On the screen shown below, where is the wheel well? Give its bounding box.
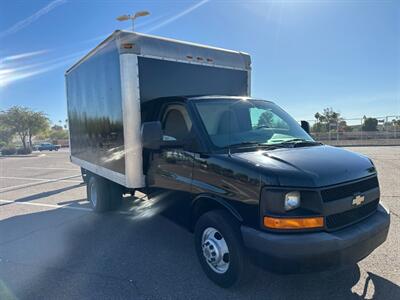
[191,196,242,231]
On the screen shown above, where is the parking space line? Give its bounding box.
[0,176,81,183]
[0,199,92,212]
[0,175,82,192]
[0,198,160,218]
[21,167,79,171]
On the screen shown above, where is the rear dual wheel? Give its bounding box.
[86,174,124,212]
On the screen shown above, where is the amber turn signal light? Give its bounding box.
[264,216,324,229]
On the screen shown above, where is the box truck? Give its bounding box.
[66,30,390,287]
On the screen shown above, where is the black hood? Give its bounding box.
[231,145,376,187]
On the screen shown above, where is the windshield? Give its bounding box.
[194,98,314,149]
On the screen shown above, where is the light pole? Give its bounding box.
[116,11,150,32]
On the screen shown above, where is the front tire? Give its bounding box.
[194,210,250,288]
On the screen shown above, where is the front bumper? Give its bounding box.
[241,204,390,273]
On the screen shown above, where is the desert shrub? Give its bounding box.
[16,147,32,155]
[1,146,17,155]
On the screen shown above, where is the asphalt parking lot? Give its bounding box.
[0,147,399,299]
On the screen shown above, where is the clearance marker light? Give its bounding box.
[122,43,133,49]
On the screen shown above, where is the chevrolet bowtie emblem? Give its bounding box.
[352,194,365,206]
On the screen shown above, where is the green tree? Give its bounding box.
[258,111,287,128]
[46,123,69,140]
[392,119,400,127]
[49,129,69,140]
[312,108,342,132]
[0,106,50,150]
[258,111,274,127]
[27,111,50,148]
[338,120,353,132]
[0,124,14,147]
[362,117,378,131]
[51,124,63,131]
[0,106,30,150]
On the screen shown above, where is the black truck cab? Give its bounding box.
[139,95,390,287]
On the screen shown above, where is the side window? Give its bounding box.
[162,106,192,141]
[250,107,289,129]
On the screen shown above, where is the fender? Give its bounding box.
[191,193,244,223]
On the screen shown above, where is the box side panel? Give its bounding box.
[137,57,249,103]
[66,41,125,176]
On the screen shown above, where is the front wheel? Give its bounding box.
[194,210,250,288]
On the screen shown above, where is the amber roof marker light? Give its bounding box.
[117,11,150,32]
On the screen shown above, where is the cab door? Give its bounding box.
[146,103,194,193]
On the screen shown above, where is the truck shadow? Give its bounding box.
[0,184,84,208]
[0,177,83,194]
[0,198,398,299]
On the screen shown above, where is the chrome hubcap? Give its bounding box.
[201,227,230,274]
[90,181,97,207]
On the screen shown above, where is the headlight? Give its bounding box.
[284,191,300,211]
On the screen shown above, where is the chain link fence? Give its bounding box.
[303,116,400,146]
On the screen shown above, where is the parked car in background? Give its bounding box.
[37,143,61,151]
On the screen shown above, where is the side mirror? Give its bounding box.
[301,120,310,134]
[141,121,162,150]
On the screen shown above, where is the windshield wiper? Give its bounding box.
[276,138,322,147]
[225,139,321,150]
[227,141,276,149]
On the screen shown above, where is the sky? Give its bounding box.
[0,0,399,125]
